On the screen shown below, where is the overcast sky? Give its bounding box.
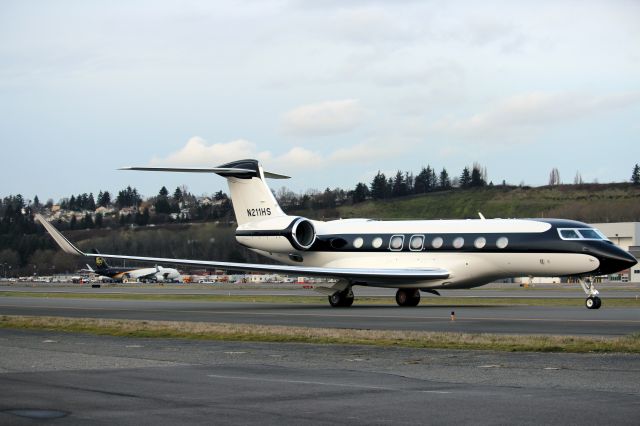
[1,0,639,202]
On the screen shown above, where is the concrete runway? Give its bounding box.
[1,328,638,425]
[3,282,640,298]
[1,296,639,336]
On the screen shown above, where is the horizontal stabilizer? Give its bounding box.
[119,166,290,179]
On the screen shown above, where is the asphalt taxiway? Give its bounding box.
[1,296,639,336]
[1,328,638,425]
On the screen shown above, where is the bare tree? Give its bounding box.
[548,168,561,186]
[573,171,583,185]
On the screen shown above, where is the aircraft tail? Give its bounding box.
[94,256,110,270]
[120,159,290,226]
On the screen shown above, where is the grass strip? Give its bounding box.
[1,315,639,353]
[1,291,639,307]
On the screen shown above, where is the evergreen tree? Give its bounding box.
[414,167,430,194]
[632,164,640,185]
[155,186,171,214]
[69,215,77,230]
[116,186,141,208]
[391,171,408,197]
[470,165,486,187]
[97,190,111,207]
[459,167,471,188]
[370,171,388,200]
[352,183,369,203]
[88,193,96,210]
[439,168,451,189]
[173,186,183,203]
[82,212,94,229]
[94,212,103,228]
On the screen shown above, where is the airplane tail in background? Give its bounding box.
[120,159,290,226]
[94,256,110,270]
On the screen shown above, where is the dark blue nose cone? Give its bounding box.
[595,245,637,275]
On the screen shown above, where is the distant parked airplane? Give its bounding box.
[84,256,180,283]
[36,159,637,308]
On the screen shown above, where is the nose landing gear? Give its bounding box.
[578,278,601,310]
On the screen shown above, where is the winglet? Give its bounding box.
[35,214,85,256]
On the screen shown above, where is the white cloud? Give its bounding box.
[148,137,271,166]
[282,99,363,137]
[147,136,405,178]
[432,91,640,140]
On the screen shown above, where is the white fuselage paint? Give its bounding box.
[126,266,181,282]
[237,217,600,289]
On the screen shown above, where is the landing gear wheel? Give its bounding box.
[328,289,354,307]
[396,289,421,307]
[586,296,601,310]
[585,297,595,309]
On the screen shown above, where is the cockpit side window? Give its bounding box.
[559,229,580,239]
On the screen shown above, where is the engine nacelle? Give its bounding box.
[290,217,316,250]
[235,216,317,253]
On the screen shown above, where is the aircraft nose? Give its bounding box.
[596,245,637,275]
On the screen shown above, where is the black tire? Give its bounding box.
[594,296,602,309]
[408,291,421,306]
[396,289,408,306]
[329,290,354,307]
[585,297,595,309]
[329,293,342,307]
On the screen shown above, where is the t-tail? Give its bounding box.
[120,159,290,225]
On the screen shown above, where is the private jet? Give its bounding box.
[36,159,637,309]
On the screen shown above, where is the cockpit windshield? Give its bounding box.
[558,228,608,241]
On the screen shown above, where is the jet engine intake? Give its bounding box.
[291,217,316,250]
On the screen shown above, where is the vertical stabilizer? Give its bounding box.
[217,160,287,225]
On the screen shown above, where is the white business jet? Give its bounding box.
[36,160,636,309]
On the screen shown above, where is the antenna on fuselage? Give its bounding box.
[478,212,486,220]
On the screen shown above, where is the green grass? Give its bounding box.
[292,184,640,222]
[2,315,639,353]
[2,291,640,307]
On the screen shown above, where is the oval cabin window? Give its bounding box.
[431,237,443,249]
[496,237,509,249]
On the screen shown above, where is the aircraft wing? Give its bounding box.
[35,214,449,284]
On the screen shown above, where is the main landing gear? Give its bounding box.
[578,277,602,310]
[395,289,421,307]
[328,288,354,307]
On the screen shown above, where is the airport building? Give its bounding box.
[590,222,640,282]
